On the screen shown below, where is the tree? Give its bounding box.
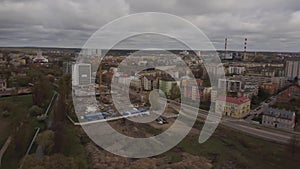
[14,75,31,87]
[21,154,43,169]
[29,105,43,116]
[13,124,31,158]
[22,154,84,169]
[258,88,270,100]
[32,75,52,107]
[36,130,55,155]
[44,154,77,169]
[149,90,160,110]
[170,84,181,100]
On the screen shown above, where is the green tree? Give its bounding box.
[44,154,77,169]
[22,154,84,169]
[258,88,270,100]
[29,105,43,116]
[32,75,52,107]
[21,154,43,169]
[170,84,181,100]
[149,90,160,110]
[36,130,55,155]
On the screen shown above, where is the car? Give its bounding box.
[161,117,168,124]
[157,120,164,125]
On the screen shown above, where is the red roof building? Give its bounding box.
[217,96,250,105]
[216,96,251,118]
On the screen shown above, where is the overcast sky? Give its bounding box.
[0,0,300,52]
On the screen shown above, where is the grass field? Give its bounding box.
[1,95,299,169]
[175,121,300,169]
[0,95,33,147]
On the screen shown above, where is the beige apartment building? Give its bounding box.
[215,96,251,118]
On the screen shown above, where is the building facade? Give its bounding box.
[285,57,300,80]
[277,85,300,103]
[228,66,246,75]
[181,79,206,101]
[218,79,243,94]
[0,79,7,91]
[159,80,180,97]
[262,108,296,130]
[260,82,279,95]
[142,76,158,91]
[215,96,251,118]
[72,63,92,86]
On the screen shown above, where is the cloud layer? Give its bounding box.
[0,0,300,52]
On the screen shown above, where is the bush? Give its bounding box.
[2,110,11,117]
[29,105,43,116]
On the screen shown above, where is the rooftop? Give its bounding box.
[217,96,250,104]
[263,108,295,120]
[286,57,300,61]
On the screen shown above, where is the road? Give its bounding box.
[247,92,282,121]
[168,100,297,144]
[71,87,298,144]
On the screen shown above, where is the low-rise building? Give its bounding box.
[261,82,279,95]
[210,88,218,103]
[271,77,286,89]
[228,66,246,75]
[262,108,296,130]
[215,96,251,118]
[142,76,158,91]
[201,87,212,102]
[0,79,7,91]
[118,74,133,86]
[242,83,259,97]
[182,79,204,101]
[277,85,300,103]
[218,79,243,94]
[159,80,180,97]
[130,77,142,92]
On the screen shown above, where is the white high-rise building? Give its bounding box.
[72,63,92,86]
[285,58,300,80]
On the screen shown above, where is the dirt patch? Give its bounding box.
[86,143,213,169]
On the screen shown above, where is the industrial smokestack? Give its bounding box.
[225,37,228,52]
[243,38,247,60]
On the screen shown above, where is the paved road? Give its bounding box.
[169,101,297,144]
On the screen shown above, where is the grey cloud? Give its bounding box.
[0,0,300,51]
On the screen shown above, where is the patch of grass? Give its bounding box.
[0,95,33,146]
[140,124,163,135]
[0,95,46,169]
[176,123,300,169]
